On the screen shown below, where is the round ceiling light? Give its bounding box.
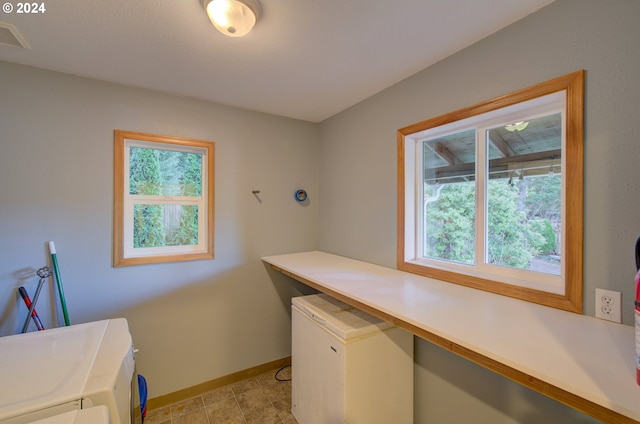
[201,0,261,37]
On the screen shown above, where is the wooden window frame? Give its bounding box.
[397,71,584,312]
[113,130,215,267]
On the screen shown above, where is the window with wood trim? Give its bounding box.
[113,130,215,267]
[397,71,584,312]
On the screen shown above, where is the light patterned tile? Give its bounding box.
[235,387,271,414]
[260,380,291,403]
[206,398,245,424]
[231,378,261,395]
[171,396,205,417]
[273,398,294,423]
[256,370,276,386]
[172,408,209,424]
[146,365,295,424]
[203,385,235,406]
[243,404,282,424]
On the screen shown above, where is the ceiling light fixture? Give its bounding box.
[504,121,529,132]
[201,0,261,37]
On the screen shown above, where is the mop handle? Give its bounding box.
[49,241,70,326]
[19,287,45,332]
[21,277,46,333]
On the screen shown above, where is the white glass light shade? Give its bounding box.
[504,121,529,132]
[202,0,261,37]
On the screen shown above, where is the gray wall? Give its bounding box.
[0,62,319,397]
[319,0,639,422]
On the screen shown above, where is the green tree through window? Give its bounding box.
[129,147,202,248]
[398,71,584,312]
[114,130,214,267]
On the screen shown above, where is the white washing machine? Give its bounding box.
[0,319,139,424]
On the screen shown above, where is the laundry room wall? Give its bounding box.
[318,0,640,422]
[0,60,319,398]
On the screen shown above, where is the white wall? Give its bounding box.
[0,62,319,397]
[318,0,640,422]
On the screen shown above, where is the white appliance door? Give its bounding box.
[292,303,345,424]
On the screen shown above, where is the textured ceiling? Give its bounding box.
[0,0,555,122]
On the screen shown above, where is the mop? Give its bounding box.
[48,241,70,326]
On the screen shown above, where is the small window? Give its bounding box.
[398,71,584,312]
[113,130,215,267]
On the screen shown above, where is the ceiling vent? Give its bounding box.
[0,22,30,48]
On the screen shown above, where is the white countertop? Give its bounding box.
[262,251,640,423]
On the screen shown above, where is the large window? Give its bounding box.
[398,71,584,312]
[113,130,215,267]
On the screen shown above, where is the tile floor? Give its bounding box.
[143,366,297,424]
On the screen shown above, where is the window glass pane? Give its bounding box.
[129,147,202,196]
[485,113,561,275]
[423,129,476,264]
[133,204,199,248]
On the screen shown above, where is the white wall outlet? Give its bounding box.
[595,288,621,323]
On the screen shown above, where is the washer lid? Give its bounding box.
[28,406,110,424]
[0,319,131,421]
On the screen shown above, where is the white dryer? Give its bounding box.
[0,319,139,424]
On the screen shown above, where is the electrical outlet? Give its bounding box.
[595,288,621,323]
